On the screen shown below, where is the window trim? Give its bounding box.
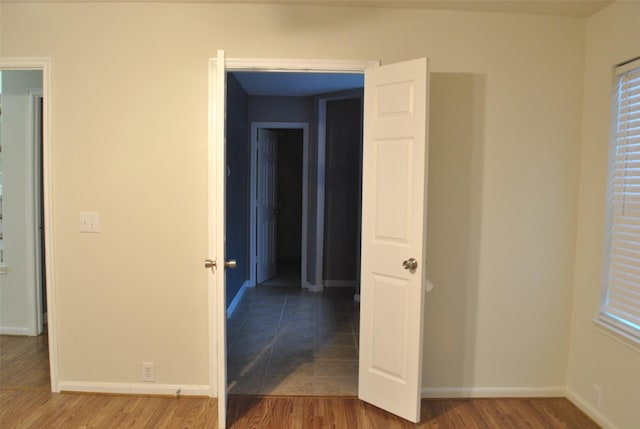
[599,56,640,346]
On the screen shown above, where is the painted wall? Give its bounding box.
[0,70,42,335]
[323,97,361,283]
[275,129,303,265]
[1,2,584,398]
[225,73,249,308]
[567,2,640,429]
[248,96,314,124]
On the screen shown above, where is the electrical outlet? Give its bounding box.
[593,384,602,409]
[142,362,155,382]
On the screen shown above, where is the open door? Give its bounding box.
[208,50,228,429]
[358,57,429,423]
[256,128,278,283]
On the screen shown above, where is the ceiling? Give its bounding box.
[232,72,364,96]
[10,0,615,18]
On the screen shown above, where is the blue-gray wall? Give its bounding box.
[323,97,362,281]
[225,74,249,307]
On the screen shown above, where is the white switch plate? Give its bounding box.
[79,212,100,233]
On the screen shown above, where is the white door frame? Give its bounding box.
[250,122,309,288]
[0,57,59,392]
[208,56,378,428]
[27,88,45,336]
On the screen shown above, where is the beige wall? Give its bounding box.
[1,1,584,398]
[567,2,640,429]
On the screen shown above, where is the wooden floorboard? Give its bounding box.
[0,389,600,428]
[227,396,601,429]
[0,389,218,428]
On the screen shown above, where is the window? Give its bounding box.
[601,57,640,342]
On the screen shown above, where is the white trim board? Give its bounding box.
[59,381,210,397]
[421,386,566,398]
[225,58,379,73]
[0,326,32,336]
[0,57,58,392]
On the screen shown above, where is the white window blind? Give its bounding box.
[602,57,640,341]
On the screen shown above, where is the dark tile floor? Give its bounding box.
[226,284,360,396]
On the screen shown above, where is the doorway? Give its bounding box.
[0,63,56,392]
[251,123,308,289]
[224,74,364,397]
[210,54,430,428]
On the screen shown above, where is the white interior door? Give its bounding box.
[257,128,278,283]
[209,50,228,429]
[358,57,430,423]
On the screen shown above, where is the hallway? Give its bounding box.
[226,286,359,396]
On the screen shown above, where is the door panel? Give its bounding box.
[210,50,228,429]
[359,57,429,423]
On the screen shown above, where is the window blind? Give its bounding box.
[602,57,640,340]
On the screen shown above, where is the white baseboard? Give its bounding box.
[566,388,619,429]
[59,381,211,397]
[421,386,566,398]
[227,280,249,318]
[324,280,357,288]
[0,326,31,335]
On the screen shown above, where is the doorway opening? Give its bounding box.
[211,54,430,427]
[253,126,304,288]
[0,67,52,392]
[224,71,364,397]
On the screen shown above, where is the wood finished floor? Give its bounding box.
[0,333,50,391]
[0,391,601,428]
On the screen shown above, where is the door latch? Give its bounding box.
[204,259,217,274]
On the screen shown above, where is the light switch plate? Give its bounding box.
[80,212,100,233]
